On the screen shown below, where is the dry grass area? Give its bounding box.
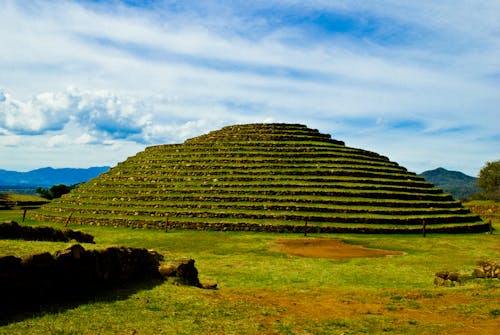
[214,287,498,335]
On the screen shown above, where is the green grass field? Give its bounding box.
[0,202,499,334]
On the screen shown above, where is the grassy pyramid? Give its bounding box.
[33,123,487,233]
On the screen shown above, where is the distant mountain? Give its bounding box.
[0,166,110,188]
[419,167,479,200]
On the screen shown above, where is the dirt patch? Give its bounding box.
[272,238,404,259]
[212,288,500,335]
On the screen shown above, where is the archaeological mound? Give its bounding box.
[33,123,487,233]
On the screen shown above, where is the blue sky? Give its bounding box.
[1,0,499,176]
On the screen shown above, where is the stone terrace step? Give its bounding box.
[96,175,432,188]
[66,186,453,201]
[33,123,486,233]
[35,208,479,225]
[54,193,462,208]
[46,199,470,216]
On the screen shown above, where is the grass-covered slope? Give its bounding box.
[32,123,486,233]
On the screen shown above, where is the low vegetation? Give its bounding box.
[477,160,500,199]
[0,204,498,334]
[35,184,79,200]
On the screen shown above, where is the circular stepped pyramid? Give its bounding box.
[33,123,488,233]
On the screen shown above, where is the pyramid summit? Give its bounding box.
[33,123,487,233]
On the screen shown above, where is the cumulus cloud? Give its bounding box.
[0,86,274,146]
[46,132,102,147]
[0,88,153,141]
[0,89,72,134]
[73,89,152,140]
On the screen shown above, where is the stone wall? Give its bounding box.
[0,244,162,317]
[31,213,490,234]
[163,221,491,234]
[0,221,94,243]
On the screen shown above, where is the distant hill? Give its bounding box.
[419,167,479,199]
[0,166,110,189]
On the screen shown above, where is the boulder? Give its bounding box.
[159,259,202,287]
[472,268,486,278]
[473,260,499,279]
[447,272,460,282]
[435,271,449,280]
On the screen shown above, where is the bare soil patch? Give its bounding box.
[273,238,404,259]
[213,288,500,335]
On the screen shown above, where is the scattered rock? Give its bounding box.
[472,268,486,278]
[472,260,499,279]
[159,259,202,288]
[435,260,499,286]
[158,263,177,277]
[434,271,462,286]
[447,272,460,282]
[201,280,218,290]
[435,271,450,280]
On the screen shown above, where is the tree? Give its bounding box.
[478,160,500,197]
[36,184,76,200]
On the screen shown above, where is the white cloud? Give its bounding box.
[0,88,153,141]
[73,89,152,140]
[0,89,71,134]
[46,132,100,147]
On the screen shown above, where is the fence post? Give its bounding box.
[22,208,28,223]
[304,221,308,237]
[489,220,493,235]
[64,212,73,227]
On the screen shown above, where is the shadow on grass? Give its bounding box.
[0,277,165,326]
